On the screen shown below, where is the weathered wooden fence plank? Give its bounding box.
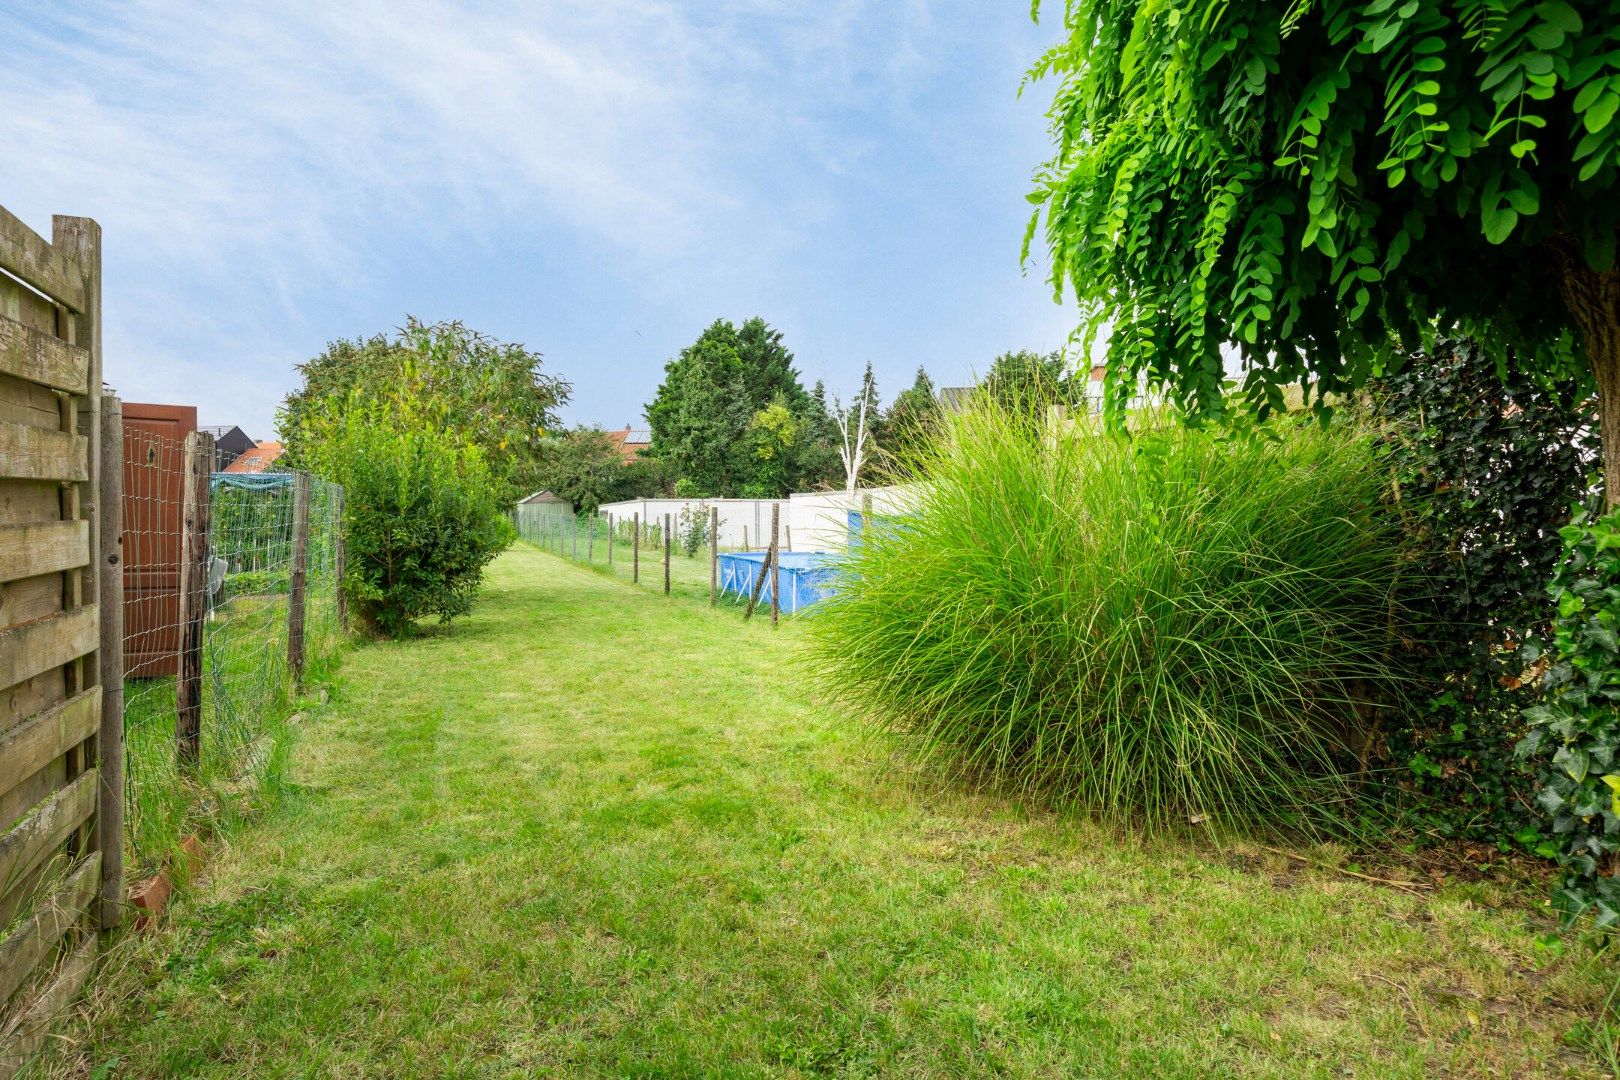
[0,521,88,584]
[0,852,98,1007]
[0,690,98,799]
[0,608,96,692]
[0,207,86,314]
[0,316,88,396]
[0,422,85,482]
[0,932,96,1079]
[0,209,106,1065]
[175,430,211,767]
[95,395,122,928]
[0,772,96,892]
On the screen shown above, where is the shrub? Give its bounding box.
[1520,509,1620,927]
[298,396,513,637]
[806,394,1415,832]
[1365,341,1600,844]
[678,502,710,556]
[224,567,288,599]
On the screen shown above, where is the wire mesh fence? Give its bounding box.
[512,502,812,615]
[120,427,343,871]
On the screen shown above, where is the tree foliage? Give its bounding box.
[282,317,569,497]
[1368,339,1599,840]
[530,427,644,514]
[646,317,842,496]
[297,394,513,638]
[1025,0,1619,472]
[983,349,1075,412]
[882,366,942,465]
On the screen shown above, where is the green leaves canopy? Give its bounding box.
[282,318,569,498]
[646,317,839,496]
[1025,0,1619,420]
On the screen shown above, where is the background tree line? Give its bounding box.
[532,315,1076,510]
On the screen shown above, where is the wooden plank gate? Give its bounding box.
[0,205,119,1075]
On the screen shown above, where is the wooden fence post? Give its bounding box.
[334,485,347,632]
[587,514,595,564]
[96,394,124,929]
[770,503,781,627]
[709,507,718,607]
[288,470,310,689]
[744,548,772,620]
[608,513,614,565]
[176,430,213,768]
[663,513,672,595]
[633,512,640,584]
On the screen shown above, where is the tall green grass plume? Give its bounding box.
[806,389,1417,834]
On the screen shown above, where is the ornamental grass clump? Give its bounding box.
[806,394,1414,832]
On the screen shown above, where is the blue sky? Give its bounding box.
[0,2,1076,439]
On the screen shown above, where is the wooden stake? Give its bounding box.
[744,548,771,620]
[95,394,123,929]
[633,511,640,583]
[176,430,213,768]
[663,513,671,595]
[288,470,310,688]
[709,506,718,607]
[587,514,595,564]
[334,485,347,632]
[770,502,781,627]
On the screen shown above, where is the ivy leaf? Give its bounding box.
[1602,775,1620,816]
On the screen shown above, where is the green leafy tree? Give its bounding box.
[1025,0,1620,496]
[282,318,569,497]
[795,381,847,491]
[883,366,941,464]
[982,350,1072,412]
[646,317,817,496]
[532,427,637,514]
[746,397,800,497]
[297,394,512,638]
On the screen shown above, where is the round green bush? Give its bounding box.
[806,396,1416,832]
[298,395,514,638]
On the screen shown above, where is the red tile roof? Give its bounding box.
[222,440,285,474]
[606,426,651,463]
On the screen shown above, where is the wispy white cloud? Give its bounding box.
[0,1,1066,434]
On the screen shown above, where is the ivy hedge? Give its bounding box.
[1368,340,1599,846]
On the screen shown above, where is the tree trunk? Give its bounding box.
[1556,250,1620,508]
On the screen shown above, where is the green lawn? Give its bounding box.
[49,544,1613,1077]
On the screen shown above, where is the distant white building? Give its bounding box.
[594,486,915,553]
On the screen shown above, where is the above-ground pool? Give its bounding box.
[716,551,840,613]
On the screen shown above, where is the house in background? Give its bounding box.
[606,426,651,463]
[222,440,285,474]
[201,424,256,469]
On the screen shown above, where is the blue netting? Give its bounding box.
[210,472,292,491]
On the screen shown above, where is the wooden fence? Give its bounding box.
[0,205,119,1074]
